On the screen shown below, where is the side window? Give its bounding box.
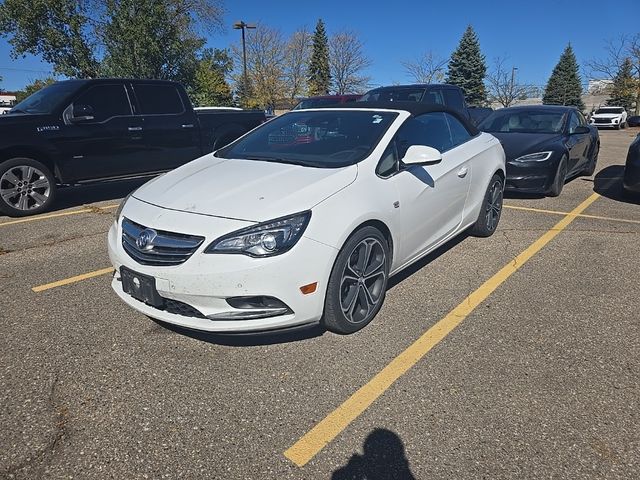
[576,111,587,125]
[444,113,472,148]
[568,113,580,134]
[422,90,444,105]
[414,112,453,152]
[73,84,132,122]
[442,89,465,111]
[376,142,398,177]
[133,84,184,115]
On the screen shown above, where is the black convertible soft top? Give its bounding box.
[313,101,479,136]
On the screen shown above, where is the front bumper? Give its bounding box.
[505,160,555,193]
[108,200,338,333]
[623,163,640,194]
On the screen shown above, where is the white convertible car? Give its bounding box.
[108,103,505,334]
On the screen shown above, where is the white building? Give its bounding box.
[587,79,613,95]
[0,93,17,106]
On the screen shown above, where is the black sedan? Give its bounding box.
[479,105,599,196]
[623,133,640,196]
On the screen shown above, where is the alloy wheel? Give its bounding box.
[339,238,387,324]
[485,180,503,232]
[0,165,51,211]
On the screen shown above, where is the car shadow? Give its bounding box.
[150,318,326,347]
[590,165,640,205]
[332,428,416,479]
[51,176,155,212]
[503,190,546,200]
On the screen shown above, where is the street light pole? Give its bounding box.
[233,21,256,103]
[511,66,518,90]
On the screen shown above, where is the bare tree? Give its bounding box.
[232,24,287,109]
[329,31,372,94]
[486,57,533,108]
[401,51,447,84]
[284,28,311,103]
[585,34,640,114]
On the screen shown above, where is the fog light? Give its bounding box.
[226,296,289,310]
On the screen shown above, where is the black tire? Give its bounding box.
[0,158,57,217]
[469,173,504,238]
[582,143,599,176]
[322,226,390,334]
[547,155,567,197]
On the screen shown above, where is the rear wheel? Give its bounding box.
[547,155,567,197]
[0,158,57,217]
[469,173,504,237]
[322,227,390,334]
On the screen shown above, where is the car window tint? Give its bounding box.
[442,89,464,110]
[568,112,580,134]
[133,84,184,115]
[423,90,445,105]
[444,113,472,148]
[576,111,587,125]
[376,142,398,177]
[73,84,131,122]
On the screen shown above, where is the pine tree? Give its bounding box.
[543,44,585,110]
[308,19,330,95]
[607,57,636,112]
[446,25,487,106]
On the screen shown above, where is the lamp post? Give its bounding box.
[511,66,518,90]
[233,21,256,103]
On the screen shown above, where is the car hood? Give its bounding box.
[132,154,358,222]
[488,132,563,161]
[592,113,623,119]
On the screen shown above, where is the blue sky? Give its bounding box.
[0,0,637,91]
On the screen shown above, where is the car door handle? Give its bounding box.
[128,126,143,132]
[457,167,468,178]
[181,124,194,129]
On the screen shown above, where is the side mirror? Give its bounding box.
[572,125,590,135]
[402,145,442,166]
[70,104,95,123]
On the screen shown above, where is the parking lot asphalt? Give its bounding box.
[1,129,638,479]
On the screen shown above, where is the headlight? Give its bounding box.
[205,211,311,257]
[115,192,133,220]
[513,151,553,162]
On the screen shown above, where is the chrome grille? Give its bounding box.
[122,217,205,266]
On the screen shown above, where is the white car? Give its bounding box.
[108,104,506,334]
[590,106,628,129]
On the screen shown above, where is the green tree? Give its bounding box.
[607,57,637,112]
[14,77,57,103]
[446,25,487,106]
[0,0,99,77]
[189,48,233,107]
[308,19,330,95]
[543,44,585,110]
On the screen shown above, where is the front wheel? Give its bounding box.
[469,173,504,237]
[0,158,57,217]
[322,227,390,334]
[547,155,567,197]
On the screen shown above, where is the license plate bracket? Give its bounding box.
[120,267,164,308]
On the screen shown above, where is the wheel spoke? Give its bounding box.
[3,170,20,185]
[17,194,30,210]
[357,285,370,317]
[1,187,18,201]
[22,166,34,183]
[29,191,48,206]
[31,177,50,189]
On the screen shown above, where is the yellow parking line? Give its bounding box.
[284,192,602,467]
[32,267,114,293]
[0,204,119,227]
[504,204,640,225]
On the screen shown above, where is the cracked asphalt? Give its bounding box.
[1,129,639,479]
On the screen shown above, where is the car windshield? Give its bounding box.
[595,107,624,114]
[216,110,398,168]
[293,98,341,110]
[360,88,426,103]
[479,110,566,134]
[10,82,80,114]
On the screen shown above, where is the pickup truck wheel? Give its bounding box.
[0,158,57,217]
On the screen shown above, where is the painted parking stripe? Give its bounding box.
[32,267,114,292]
[0,204,118,227]
[503,204,640,225]
[284,192,602,467]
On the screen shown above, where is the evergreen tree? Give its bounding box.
[308,19,330,95]
[543,44,585,110]
[446,25,487,106]
[189,48,233,107]
[607,57,636,112]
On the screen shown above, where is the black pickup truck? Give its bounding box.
[0,79,265,216]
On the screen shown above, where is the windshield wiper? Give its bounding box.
[241,156,310,166]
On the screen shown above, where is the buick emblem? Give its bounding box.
[136,228,157,251]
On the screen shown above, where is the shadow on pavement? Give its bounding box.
[332,428,416,480]
[591,165,640,205]
[151,318,326,346]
